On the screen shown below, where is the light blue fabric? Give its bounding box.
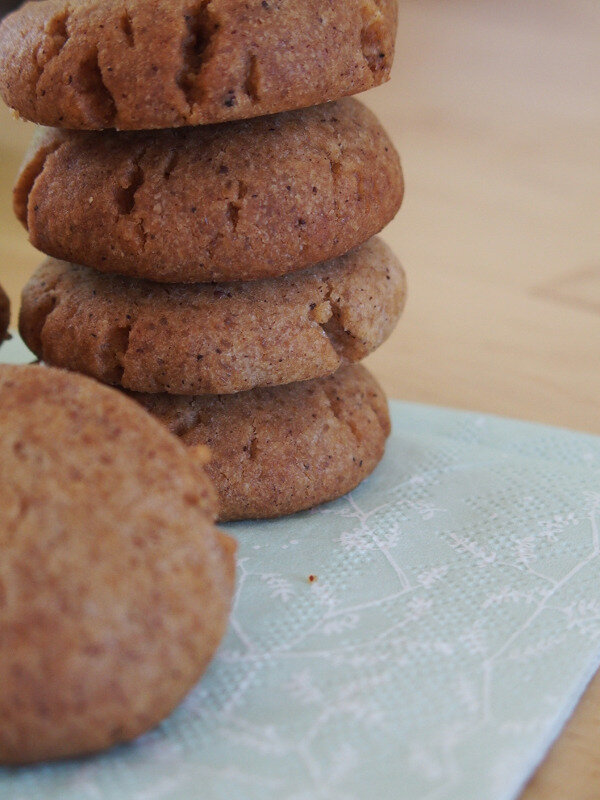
[2,337,599,800]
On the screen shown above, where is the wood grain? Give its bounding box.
[0,0,599,794]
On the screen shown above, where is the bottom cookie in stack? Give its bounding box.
[133,365,390,522]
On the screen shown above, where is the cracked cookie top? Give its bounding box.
[134,364,391,521]
[0,0,399,130]
[14,99,403,282]
[19,237,406,395]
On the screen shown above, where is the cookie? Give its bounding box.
[0,0,398,130]
[15,100,403,283]
[0,283,9,342]
[135,365,390,521]
[19,238,406,395]
[0,364,235,764]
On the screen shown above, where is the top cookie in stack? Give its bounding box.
[1,0,405,522]
[0,0,397,129]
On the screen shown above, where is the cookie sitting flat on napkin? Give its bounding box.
[0,363,235,764]
[134,364,390,521]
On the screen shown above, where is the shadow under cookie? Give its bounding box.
[19,237,406,395]
[133,365,391,522]
[0,282,9,342]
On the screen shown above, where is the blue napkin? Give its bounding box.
[2,337,599,800]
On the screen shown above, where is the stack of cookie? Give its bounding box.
[1,0,404,521]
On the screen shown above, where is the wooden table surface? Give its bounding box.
[0,0,599,795]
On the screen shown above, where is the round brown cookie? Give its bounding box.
[15,100,403,283]
[135,365,390,521]
[0,364,235,764]
[0,0,398,131]
[19,237,406,396]
[0,283,9,342]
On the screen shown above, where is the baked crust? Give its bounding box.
[19,238,406,395]
[135,364,391,521]
[0,363,235,764]
[14,100,403,282]
[0,0,398,130]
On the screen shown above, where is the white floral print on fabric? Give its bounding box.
[2,336,600,800]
